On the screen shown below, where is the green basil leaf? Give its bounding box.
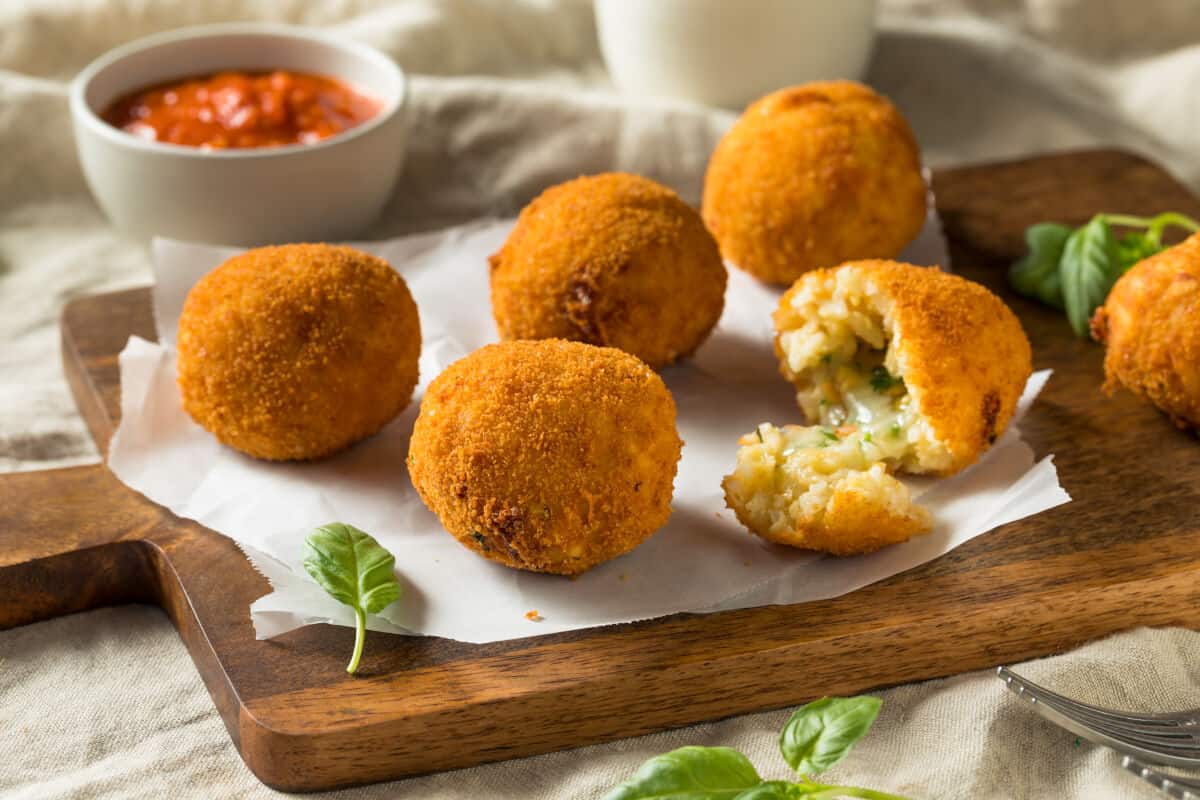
[1009,222,1072,309]
[1115,230,1163,273]
[303,522,401,674]
[779,696,882,776]
[303,522,401,614]
[1060,215,1119,338]
[601,746,763,800]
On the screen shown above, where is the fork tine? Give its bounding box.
[1053,705,1200,745]
[996,667,1200,768]
[1015,687,1200,745]
[1031,696,1200,756]
[1060,700,1198,735]
[996,667,1198,728]
[997,668,1200,750]
[1059,715,1200,752]
[1122,756,1200,799]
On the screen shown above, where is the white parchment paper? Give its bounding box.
[107,217,1070,643]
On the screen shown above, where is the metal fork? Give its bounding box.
[996,666,1200,768]
[1123,756,1200,799]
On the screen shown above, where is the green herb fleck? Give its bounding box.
[869,366,902,392]
[756,428,765,443]
[889,422,902,438]
[863,430,873,443]
[820,353,833,364]
[303,523,402,675]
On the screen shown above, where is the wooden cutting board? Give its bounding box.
[5,149,1200,793]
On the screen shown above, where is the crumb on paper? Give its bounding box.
[525,610,543,622]
[743,560,752,567]
[619,573,627,582]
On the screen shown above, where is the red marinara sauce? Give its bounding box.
[101,70,381,149]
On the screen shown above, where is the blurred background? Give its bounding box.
[4,2,1200,797]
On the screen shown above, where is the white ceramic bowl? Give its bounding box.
[70,24,407,247]
[595,0,878,110]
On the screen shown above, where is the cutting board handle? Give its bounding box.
[0,465,172,629]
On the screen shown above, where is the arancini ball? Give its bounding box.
[702,81,927,285]
[488,172,727,369]
[1092,232,1200,430]
[176,243,421,461]
[407,339,682,576]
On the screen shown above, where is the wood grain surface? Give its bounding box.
[5,149,1200,792]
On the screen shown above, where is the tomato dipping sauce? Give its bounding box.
[101,70,380,149]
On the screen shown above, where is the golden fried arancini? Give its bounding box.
[407,339,682,575]
[177,244,421,461]
[723,260,1031,555]
[1092,232,1200,430]
[701,81,927,285]
[488,173,726,369]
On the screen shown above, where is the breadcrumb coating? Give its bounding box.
[176,244,421,461]
[702,81,927,285]
[407,339,682,575]
[1093,232,1200,430]
[489,172,727,369]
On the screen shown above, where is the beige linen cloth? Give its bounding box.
[3,1,1200,797]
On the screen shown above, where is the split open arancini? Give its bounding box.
[723,260,1031,555]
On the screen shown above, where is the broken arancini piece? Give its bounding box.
[723,259,1031,555]
[774,260,1032,476]
[701,81,927,285]
[488,172,727,369]
[723,423,931,556]
[176,243,421,461]
[1092,231,1200,430]
[407,339,683,576]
